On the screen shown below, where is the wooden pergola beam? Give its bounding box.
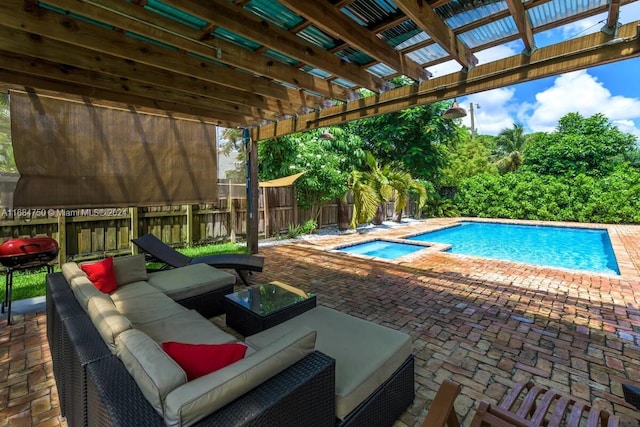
[162,0,388,92]
[253,21,640,140]
[45,0,353,102]
[394,0,478,69]
[505,0,536,54]
[0,26,295,120]
[276,0,428,82]
[0,0,322,110]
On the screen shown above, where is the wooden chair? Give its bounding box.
[422,379,619,427]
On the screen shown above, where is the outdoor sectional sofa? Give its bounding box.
[46,254,414,426]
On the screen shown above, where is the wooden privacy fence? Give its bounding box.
[0,183,418,265]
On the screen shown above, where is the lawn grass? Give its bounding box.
[1,242,249,302]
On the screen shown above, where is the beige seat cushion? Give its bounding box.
[69,275,105,310]
[109,281,160,303]
[138,310,237,346]
[113,291,188,326]
[61,262,86,282]
[113,254,148,286]
[116,329,187,416]
[86,293,132,353]
[164,327,316,427]
[147,264,235,301]
[245,306,412,420]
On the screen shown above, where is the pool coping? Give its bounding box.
[327,218,640,281]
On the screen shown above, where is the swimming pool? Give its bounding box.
[338,240,427,260]
[408,222,620,275]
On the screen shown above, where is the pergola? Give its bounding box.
[1,0,639,251]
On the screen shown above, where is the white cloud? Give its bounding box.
[614,120,640,138]
[525,70,640,135]
[460,88,518,135]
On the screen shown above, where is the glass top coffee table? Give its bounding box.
[224,281,317,336]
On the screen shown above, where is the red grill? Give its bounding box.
[0,237,59,268]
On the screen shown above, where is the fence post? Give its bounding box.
[57,214,67,264]
[262,186,269,238]
[130,207,138,254]
[186,204,194,245]
[292,186,298,226]
[229,191,236,243]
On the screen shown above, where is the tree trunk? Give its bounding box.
[337,198,350,231]
[371,204,385,225]
[392,211,402,223]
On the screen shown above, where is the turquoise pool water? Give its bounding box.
[338,240,426,260]
[408,222,620,275]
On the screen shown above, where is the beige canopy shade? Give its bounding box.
[259,171,305,238]
[259,172,305,188]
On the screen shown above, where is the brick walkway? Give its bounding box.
[2,218,640,426]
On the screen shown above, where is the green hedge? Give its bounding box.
[454,164,640,223]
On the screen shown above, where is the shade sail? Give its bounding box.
[259,172,305,188]
[11,91,217,208]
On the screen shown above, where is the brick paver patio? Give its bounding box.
[2,218,640,426]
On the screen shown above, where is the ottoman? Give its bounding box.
[245,306,415,426]
[147,264,236,317]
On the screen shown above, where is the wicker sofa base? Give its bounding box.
[86,351,335,427]
[46,272,337,427]
[337,354,415,427]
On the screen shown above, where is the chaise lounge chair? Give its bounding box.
[423,379,619,426]
[131,234,264,286]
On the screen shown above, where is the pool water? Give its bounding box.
[338,240,426,260]
[408,222,620,275]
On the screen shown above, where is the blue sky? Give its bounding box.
[428,2,640,137]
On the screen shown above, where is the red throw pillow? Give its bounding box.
[80,257,118,293]
[162,342,247,381]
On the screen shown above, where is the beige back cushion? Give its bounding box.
[61,262,86,282]
[115,329,187,416]
[69,275,104,310]
[163,328,317,427]
[113,254,148,286]
[87,294,132,353]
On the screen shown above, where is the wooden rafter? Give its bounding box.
[0,26,294,121]
[0,0,322,111]
[0,51,272,123]
[253,21,640,140]
[606,0,622,34]
[276,0,428,81]
[161,0,388,92]
[394,0,478,69]
[43,0,352,102]
[505,0,536,53]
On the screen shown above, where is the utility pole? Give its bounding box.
[470,103,476,140]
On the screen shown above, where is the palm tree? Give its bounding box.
[348,152,427,228]
[494,123,528,173]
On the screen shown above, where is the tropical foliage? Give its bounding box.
[348,152,427,228]
[443,134,497,185]
[258,127,366,221]
[493,123,528,174]
[345,102,459,182]
[0,92,16,173]
[454,113,640,223]
[523,113,635,177]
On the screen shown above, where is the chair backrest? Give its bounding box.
[423,380,619,427]
[131,234,191,268]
